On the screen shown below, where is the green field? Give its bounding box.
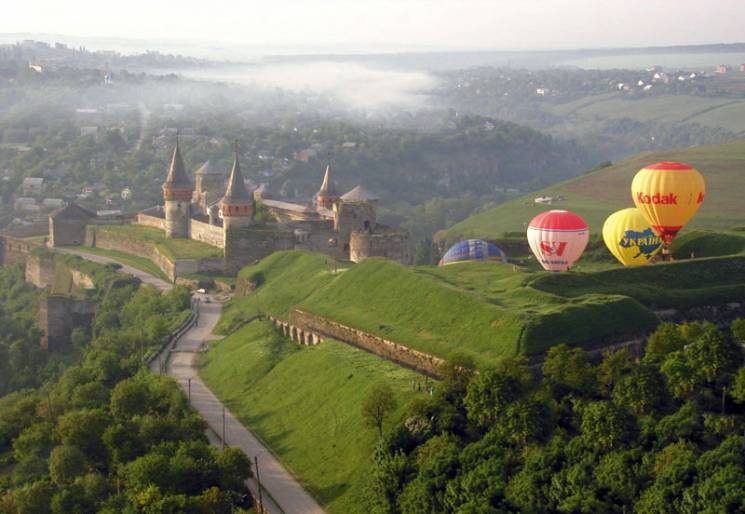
[437,139,745,245]
[198,321,424,514]
[548,94,745,133]
[86,224,223,260]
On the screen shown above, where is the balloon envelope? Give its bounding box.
[438,239,507,266]
[631,161,705,244]
[527,210,589,271]
[602,208,663,266]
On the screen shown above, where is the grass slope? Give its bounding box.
[198,321,424,514]
[217,251,350,334]
[222,251,658,360]
[437,139,745,245]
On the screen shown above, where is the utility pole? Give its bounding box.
[255,455,264,514]
[188,377,191,401]
[222,406,226,449]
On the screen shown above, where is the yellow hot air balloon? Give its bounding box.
[602,208,663,266]
[631,162,705,249]
[631,162,706,257]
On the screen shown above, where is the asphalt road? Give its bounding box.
[161,295,325,514]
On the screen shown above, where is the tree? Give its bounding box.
[464,365,526,430]
[731,318,745,343]
[542,344,597,397]
[580,401,637,452]
[437,352,477,407]
[732,366,745,404]
[644,322,685,361]
[362,383,398,437]
[414,238,440,265]
[49,445,87,485]
[612,363,667,416]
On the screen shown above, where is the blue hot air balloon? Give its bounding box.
[438,239,507,266]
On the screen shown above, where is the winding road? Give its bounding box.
[64,249,324,514]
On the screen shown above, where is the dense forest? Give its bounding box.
[368,320,745,513]
[0,266,53,395]
[0,269,254,513]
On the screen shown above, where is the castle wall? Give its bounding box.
[0,235,37,266]
[224,224,294,274]
[25,252,55,289]
[287,309,443,377]
[350,230,409,264]
[190,218,225,249]
[39,294,96,352]
[136,213,166,230]
[85,226,224,281]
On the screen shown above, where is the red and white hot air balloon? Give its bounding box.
[527,210,589,271]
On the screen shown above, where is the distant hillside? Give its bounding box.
[437,139,745,246]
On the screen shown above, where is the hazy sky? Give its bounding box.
[4,0,745,53]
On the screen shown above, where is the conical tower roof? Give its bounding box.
[222,146,252,204]
[318,162,337,196]
[163,139,192,190]
[195,161,221,176]
[340,185,378,202]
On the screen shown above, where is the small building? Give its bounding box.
[121,187,132,200]
[14,197,38,211]
[22,177,44,195]
[80,126,99,139]
[534,195,554,205]
[716,64,731,74]
[41,198,66,210]
[740,64,745,72]
[49,203,95,247]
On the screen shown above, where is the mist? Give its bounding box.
[173,61,438,112]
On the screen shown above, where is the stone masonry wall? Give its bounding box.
[0,234,37,266]
[25,252,55,289]
[135,213,167,230]
[85,228,177,281]
[224,225,294,274]
[39,294,96,351]
[287,309,444,377]
[190,218,225,249]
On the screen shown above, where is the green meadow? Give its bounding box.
[198,321,424,514]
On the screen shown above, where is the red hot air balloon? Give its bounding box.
[527,210,589,271]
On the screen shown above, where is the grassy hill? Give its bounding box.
[437,139,745,246]
[220,248,745,363]
[198,321,424,514]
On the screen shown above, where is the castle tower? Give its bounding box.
[316,161,339,209]
[162,139,193,238]
[220,145,254,231]
[193,161,225,213]
[334,185,378,237]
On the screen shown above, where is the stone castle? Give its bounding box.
[49,141,409,275]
